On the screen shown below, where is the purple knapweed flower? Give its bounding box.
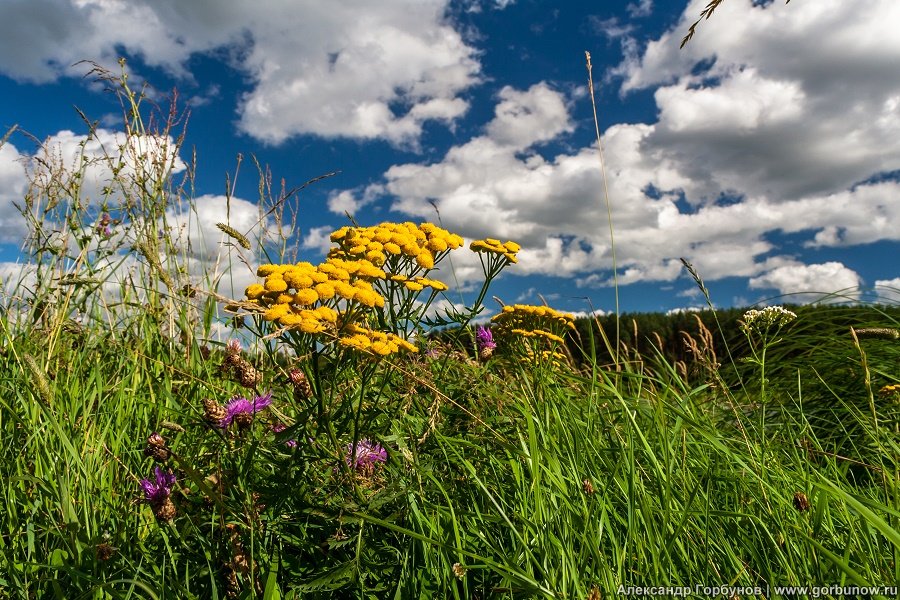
[345,439,387,473]
[96,213,113,238]
[476,326,496,351]
[271,423,298,448]
[139,466,176,504]
[220,391,273,428]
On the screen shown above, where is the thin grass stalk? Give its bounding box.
[585,51,620,369]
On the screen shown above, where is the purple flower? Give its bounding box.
[345,439,387,472]
[139,467,176,503]
[220,391,274,428]
[476,326,496,351]
[96,213,113,238]
[271,423,298,448]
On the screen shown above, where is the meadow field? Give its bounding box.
[1,69,898,599]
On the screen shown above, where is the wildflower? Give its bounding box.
[144,432,169,462]
[452,563,467,579]
[476,325,496,360]
[740,306,797,335]
[271,423,298,448]
[878,383,900,397]
[345,439,387,474]
[96,542,116,561]
[97,212,113,238]
[470,238,519,264]
[139,467,177,522]
[221,391,273,429]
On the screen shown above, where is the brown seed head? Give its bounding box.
[234,411,253,430]
[582,478,595,495]
[144,432,170,462]
[152,497,177,522]
[96,542,116,561]
[452,562,467,579]
[202,398,227,426]
[793,491,810,512]
[289,368,313,399]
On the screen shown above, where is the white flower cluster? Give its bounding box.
[740,306,797,334]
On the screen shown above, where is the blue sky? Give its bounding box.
[0,0,898,321]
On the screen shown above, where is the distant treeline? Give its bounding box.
[567,304,900,385]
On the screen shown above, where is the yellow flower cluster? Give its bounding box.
[878,383,900,397]
[330,222,464,271]
[245,258,386,333]
[338,324,419,356]
[470,238,520,264]
[492,304,576,332]
[510,328,566,345]
[492,304,575,359]
[387,274,449,292]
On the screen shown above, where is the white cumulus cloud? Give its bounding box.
[748,262,862,303]
[0,0,481,146]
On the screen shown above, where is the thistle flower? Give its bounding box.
[139,467,177,521]
[220,391,273,429]
[345,439,387,473]
[476,325,496,360]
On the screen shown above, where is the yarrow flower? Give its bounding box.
[740,306,797,335]
[345,439,387,474]
[139,467,177,521]
[220,391,274,429]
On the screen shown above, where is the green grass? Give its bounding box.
[1,64,898,599]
